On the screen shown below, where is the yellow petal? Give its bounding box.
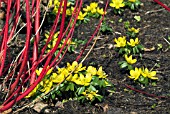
[150,71,156,76]
[52,73,65,83]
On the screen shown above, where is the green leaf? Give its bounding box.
[70,82,75,91]
[137,44,144,50]
[78,96,86,103]
[55,90,62,96]
[51,93,56,100]
[77,86,85,95]
[128,65,133,70]
[134,16,141,22]
[132,47,136,54]
[118,61,126,65]
[124,21,130,28]
[88,85,96,91]
[135,46,139,53]
[138,76,148,85]
[92,76,99,86]
[95,95,103,102]
[99,79,106,88]
[120,62,128,69]
[130,4,135,10]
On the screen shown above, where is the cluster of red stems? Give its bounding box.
[0,0,169,113]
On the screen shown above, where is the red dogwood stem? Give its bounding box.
[8,0,20,42]
[153,0,170,12]
[76,0,109,61]
[7,0,31,103]
[0,0,12,76]
[30,0,40,85]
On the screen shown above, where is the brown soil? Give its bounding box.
[10,0,170,114]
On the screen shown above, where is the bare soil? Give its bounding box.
[12,0,170,114]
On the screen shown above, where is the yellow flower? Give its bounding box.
[110,0,125,9]
[141,68,158,80]
[87,91,99,101]
[129,0,136,2]
[125,54,137,64]
[127,38,139,47]
[78,11,87,20]
[36,66,53,76]
[45,31,59,41]
[71,74,78,82]
[52,73,65,83]
[82,90,87,96]
[66,9,72,16]
[97,66,107,78]
[61,39,76,45]
[82,90,99,101]
[67,2,71,7]
[83,6,91,12]
[129,67,141,80]
[25,85,39,98]
[54,0,60,6]
[48,0,53,8]
[97,7,106,15]
[86,66,97,75]
[83,2,98,13]
[128,27,139,33]
[67,61,86,73]
[90,2,98,9]
[74,73,92,86]
[48,38,57,48]
[114,36,126,47]
[40,79,53,94]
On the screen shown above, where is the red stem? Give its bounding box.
[8,0,31,103]
[76,0,109,61]
[30,0,40,85]
[0,0,12,76]
[153,0,170,12]
[125,84,170,99]
[8,0,20,42]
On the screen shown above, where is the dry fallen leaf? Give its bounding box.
[103,104,109,112]
[0,106,12,114]
[33,102,48,113]
[144,47,155,51]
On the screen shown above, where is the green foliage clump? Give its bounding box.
[109,0,141,14]
[113,23,158,86]
[26,61,112,103]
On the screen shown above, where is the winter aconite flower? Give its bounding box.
[125,54,137,64]
[110,0,125,9]
[78,11,87,20]
[36,66,53,76]
[67,61,86,73]
[40,79,53,93]
[97,7,105,15]
[128,27,139,33]
[51,72,65,83]
[83,2,98,13]
[86,66,97,75]
[74,73,92,86]
[82,90,100,101]
[141,68,158,80]
[25,85,39,98]
[129,67,141,80]
[97,66,107,78]
[128,0,136,2]
[127,38,139,47]
[87,91,99,101]
[114,36,126,47]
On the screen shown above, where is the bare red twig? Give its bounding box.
[30,0,40,85]
[153,0,170,12]
[125,84,170,100]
